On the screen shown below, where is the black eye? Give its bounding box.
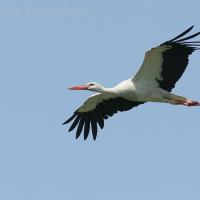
[89,83,95,86]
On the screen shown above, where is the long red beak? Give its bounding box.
[68,85,89,90]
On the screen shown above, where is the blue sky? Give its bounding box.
[0,0,200,199]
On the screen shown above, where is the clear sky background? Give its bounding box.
[0,0,200,199]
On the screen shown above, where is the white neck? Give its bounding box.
[90,85,109,93]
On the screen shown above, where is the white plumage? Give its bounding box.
[63,26,200,140]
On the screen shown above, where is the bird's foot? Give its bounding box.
[175,99,200,106]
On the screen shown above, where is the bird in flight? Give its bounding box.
[63,26,200,140]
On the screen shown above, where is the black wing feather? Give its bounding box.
[90,112,97,140]
[63,113,76,124]
[157,26,200,92]
[84,115,90,140]
[68,115,80,132]
[175,31,200,43]
[76,115,85,139]
[94,110,104,129]
[169,26,194,42]
[64,97,145,140]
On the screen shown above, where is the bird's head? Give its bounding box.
[69,82,105,93]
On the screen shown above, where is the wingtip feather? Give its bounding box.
[63,113,77,125]
[176,31,200,43]
[68,116,80,132]
[168,26,194,42]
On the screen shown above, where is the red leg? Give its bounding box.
[175,99,200,106]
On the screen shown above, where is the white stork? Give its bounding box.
[63,26,200,140]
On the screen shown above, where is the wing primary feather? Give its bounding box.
[84,114,90,140]
[97,118,104,129]
[63,113,77,125]
[169,26,194,42]
[95,109,104,129]
[90,112,97,140]
[180,41,200,43]
[175,31,200,43]
[181,43,200,46]
[184,44,200,47]
[68,115,80,132]
[76,115,85,139]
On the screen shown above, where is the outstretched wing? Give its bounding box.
[133,26,200,92]
[63,94,145,140]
